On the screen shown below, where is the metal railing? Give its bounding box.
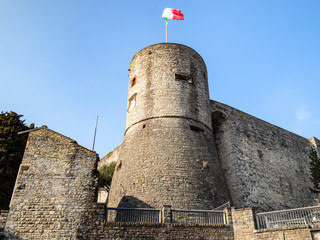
[256,205,320,229]
[106,207,161,223]
[214,201,231,210]
[106,207,228,225]
[171,209,227,225]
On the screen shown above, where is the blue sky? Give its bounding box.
[1,0,319,157]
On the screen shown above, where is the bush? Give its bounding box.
[98,162,116,191]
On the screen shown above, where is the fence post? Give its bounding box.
[162,205,172,224]
[224,207,232,226]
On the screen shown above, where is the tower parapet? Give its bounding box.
[126,43,212,133]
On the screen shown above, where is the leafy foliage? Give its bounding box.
[309,147,320,193]
[0,112,34,209]
[98,162,116,191]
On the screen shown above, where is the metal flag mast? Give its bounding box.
[92,116,99,151]
[165,18,168,43]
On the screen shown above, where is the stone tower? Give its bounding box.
[107,43,230,209]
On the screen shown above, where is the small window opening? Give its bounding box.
[149,51,152,55]
[116,161,122,171]
[175,73,193,84]
[130,76,137,88]
[190,125,204,133]
[127,93,137,112]
[20,165,29,171]
[142,124,146,129]
[17,184,26,190]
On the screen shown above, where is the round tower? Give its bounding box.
[108,43,230,209]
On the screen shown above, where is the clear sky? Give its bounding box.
[1,0,319,157]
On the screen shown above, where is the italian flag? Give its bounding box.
[162,8,184,20]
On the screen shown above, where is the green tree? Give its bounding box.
[0,112,33,209]
[98,162,116,191]
[309,147,320,193]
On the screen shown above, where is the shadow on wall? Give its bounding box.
[212,111,228,134]
[117,196,153,208]
[113,196,157,223]
[1,230,23,240]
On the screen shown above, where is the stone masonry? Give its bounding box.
[1,43,320,239]
[4,126,98,239]
[211,101,315,212]
[105,43,317,213]
[107,43,231,210]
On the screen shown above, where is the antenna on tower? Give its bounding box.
[92,116,99,151]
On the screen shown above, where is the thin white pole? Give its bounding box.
[166,18,168,43]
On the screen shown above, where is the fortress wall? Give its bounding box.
[211,101,315,212]
[4,128,98,239]
[98,145,121,169]
[97,145,121,203]
[80,223,234,240]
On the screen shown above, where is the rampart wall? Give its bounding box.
[79,207,320,240]
[94,224,233,240]
[98,145,121,169]
[211,101,315,212]
[4,127,99,239]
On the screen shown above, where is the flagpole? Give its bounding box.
[92,115,99,151]
[165,18,168,43]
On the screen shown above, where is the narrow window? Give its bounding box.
[175,73,193,84]
[130,76,137,88]
[127,93,137,112]
[190,125,204,133]
[20,165,29,171]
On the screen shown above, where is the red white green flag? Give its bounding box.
[162,8,184,20]
[162,8,184,42]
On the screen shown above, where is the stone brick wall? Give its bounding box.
[312,230,320,240]
[211,101,315,212]
[97,146,121,203]
[0,210,8,235]
[232,208,313,240]
[81,223,234,240]
[4,127,99,239]
[98,145,121,169]
[108,43,231,210]
[78,205,234,240]
[108,117,230,209]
